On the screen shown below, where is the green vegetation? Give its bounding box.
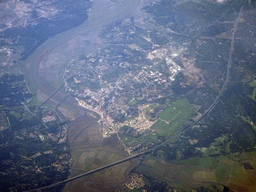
[23,70,41,107]
[58,59,70,80]
[52,79,62,89]
[246,77,256,101]
[215,158,232,184]
[149,31,169,45]
[130,189,140,192]
[84,163,93,171]
[8,109,26,119]
[147,158,156,167]
[71,148,132,185]
[135,157,204,190]
[28,96,41,108]
[23,68,36,93]
[249,79,256,101]
[171,156,218,169]
[119,98,197,150]
[145,104,157,113]
[128,98,137,106]
[72,150,85,167]
[249,78,256,87]
[151,98,196,138]
[241,116,256,132]
[252,88,256,101]
[135,163,155,177]
[159,98,191,121]
[203,134,231,156]
[136,151,256,191]
[1,105,31,119]
[119,126,158,148]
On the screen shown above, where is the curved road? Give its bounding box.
[22,0,246,191]
[24,0,141,120]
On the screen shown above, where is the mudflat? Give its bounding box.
[23,0,143,191]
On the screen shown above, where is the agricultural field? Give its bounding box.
[151,98,197,138]
[159,98,194,121]
[65,143,140,192]
[119,98,197,151]
[64,115,140,192]
[135,157,207,190]
[72,149,131,182]
[135,152,256,191]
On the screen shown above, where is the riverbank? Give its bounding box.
[23,0,141,119]
[21,0,143,191]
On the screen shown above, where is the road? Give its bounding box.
[22,0,247,191]
[24,0,141,120]
[24,151,147,192]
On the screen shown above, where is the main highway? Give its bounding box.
[22,0,247,191]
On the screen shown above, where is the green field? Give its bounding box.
[119,98,197,151]
[119,127,158,148]
[136,151,256,191]
[159,98,192,121]
[71,148,134,185]
[128,98,137,106]
[249,79,256,101]
[135,157,207,190]
[170,156,219,169]
[241,116,256,132]
[151,98,197,138]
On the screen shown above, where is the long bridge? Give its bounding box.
[22,1,246,191]
[24,151,147,192]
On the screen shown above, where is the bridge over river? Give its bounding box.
[22,0,246,191]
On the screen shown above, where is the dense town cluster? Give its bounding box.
[1,0,256,191]
[64,18,193,133]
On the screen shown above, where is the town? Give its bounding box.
[63,18,191,135]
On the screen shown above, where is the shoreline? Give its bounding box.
[22,0,141,121]
[20,1,143,190]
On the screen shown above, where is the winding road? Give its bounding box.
[24,0,142,120]
[22,0,247,191]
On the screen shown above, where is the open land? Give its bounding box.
[21,0,150,191]
[6,0,256,191]
[135,151,256,191]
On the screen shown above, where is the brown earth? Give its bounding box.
[63,116,141,192]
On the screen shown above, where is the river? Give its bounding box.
[22,0,143,191]
[23,0,141,121]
